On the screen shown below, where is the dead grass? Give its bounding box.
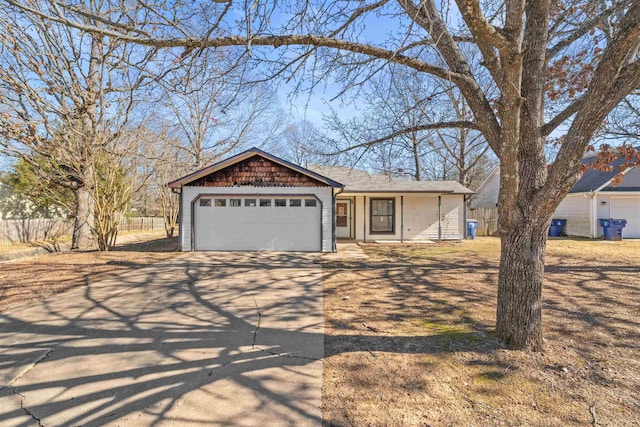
[322,237,640,426]
[0,236,178,313]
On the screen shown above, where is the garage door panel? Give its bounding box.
[198,222,319,251]
[194,199,321,251]
[610,197,640,238]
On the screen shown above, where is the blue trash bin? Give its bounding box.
[599,219,611,239]
[600,218,626,240]
[549,219,567,237]
[608,219,627,241]
[467,220,478,240]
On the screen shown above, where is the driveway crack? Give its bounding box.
[12,385,45,426]
[250,296,320,361]
[251,295,262,348]
[254,346,321,361]
[6,348,54,427]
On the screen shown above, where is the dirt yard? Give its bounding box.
[0,236,178,313]
[322,238,640,426]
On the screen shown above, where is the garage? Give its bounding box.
[193,195,322,251]
[610,197,640,238]
[168,147,343,252]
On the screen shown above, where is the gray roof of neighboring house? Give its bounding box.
[308,165,474,194]
[570,150,640,193]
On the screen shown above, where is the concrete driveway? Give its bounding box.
[0,252,323,426]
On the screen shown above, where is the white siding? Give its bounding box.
[554,195,591,237]
[179,186,333,252]
[348,193,465,241]
[596,195,610,219]
[595,195,610,238]
[470,168,500,209]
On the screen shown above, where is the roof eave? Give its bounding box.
[167,147,344,189]
[342,189,473,194]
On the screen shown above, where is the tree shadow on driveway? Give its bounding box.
[0,252,324,426]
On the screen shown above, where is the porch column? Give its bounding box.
[401,195,404,242]
[363,195,367,243]
[438,195,442,241]
[591,193,598,238]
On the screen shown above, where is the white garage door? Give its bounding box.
[610,197,640,238]
[194,196,322,251]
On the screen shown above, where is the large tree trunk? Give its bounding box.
[71,184,95,250]
[496,217,549,351]
[71,35,101,250]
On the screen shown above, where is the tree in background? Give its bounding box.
[0,157,74,219]
[161,51,283,169]
[92,152,132,251]
[602,95,640,145]
[325,69,493,185]
[133,125,190,238]
[324,70,441,179]
[0,1,157,249]
[273,120,331,168]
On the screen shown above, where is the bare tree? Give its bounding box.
[161,52,283,168]
[324,71,441,179]
[92,152,132,251]
[325,69,493,184]
[601,95,640,144]
[137,126,189,238]
[427,82,494,188]
[272,120,330,167]
[9,0,640,350]
[0,0,155,249]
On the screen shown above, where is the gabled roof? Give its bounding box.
[473,166,500,194]
[570,149,640,193]
[308,165,474,194]
[167,147,344,189]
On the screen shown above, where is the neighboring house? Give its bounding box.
[469,154,640,238]
[168,148,474,252]
[469,166,500,209]
[555,155,640,238]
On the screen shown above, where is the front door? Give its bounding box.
[336,200,351,238]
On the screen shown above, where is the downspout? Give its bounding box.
[463,194,468,239]
[332,187,344,252]
[438,195,442,242]
[401,195,404,242]
[190,197,196,251]
[352,197,356,239]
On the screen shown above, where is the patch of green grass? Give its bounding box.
[420,320,483,344]
[475,370,506,384]
[421,320,470,334]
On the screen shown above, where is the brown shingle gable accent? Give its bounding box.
[186,155,327,187]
